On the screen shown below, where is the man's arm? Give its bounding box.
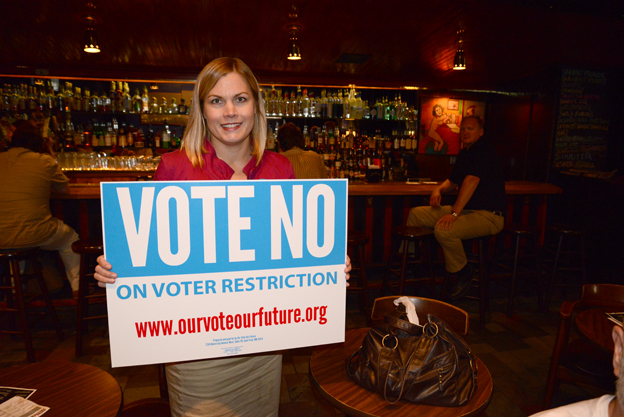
[435,175,481,231]
[430,179,458,208]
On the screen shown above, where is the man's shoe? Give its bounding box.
[448,263,474,300]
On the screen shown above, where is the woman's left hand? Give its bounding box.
[345,255,351,287]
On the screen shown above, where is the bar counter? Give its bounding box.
[52,179,562,264]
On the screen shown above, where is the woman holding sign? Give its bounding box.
[95,57,350,417]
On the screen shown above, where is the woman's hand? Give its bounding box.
[94,255,117,288]
[345,255,351,287]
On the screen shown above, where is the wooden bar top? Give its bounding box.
[52,180,562,200]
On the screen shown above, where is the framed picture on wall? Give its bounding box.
[418,97,462,155]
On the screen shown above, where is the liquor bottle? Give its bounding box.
[290,91,298,117]
[411,130,418,151]
[405,129,412,151]
[178,99,187,114]
[320,89,328,118]
[127,124,135,147]
[142,86,150,113]
[302,88,310,117]
[309,128,317,152]
[118,122,127,148]
[154,129,162,148]
[355,91,363,119]
[91,120,100,147]
[111,118,119,147]
[295,87,303,117]
[97,91,106,113]
[309,91,316,118]
[135,128,145,148]
[266,123,276,151]
[102,122,110,146]
[132,88,142,113]
[161,120,171,148]
[169,98,178,114]
[283,91,291,117]
[122,82,132,113]
[109,81,117,113]
[55,86,65,113]
[27,86,37,112]
[159,97,167,114]
[348,86,356,119]
[150,97,159,114]
[146,125,154,148]
[400,130,406,151]
[276,87,284,117]
[303,125,310,149]
[74,124,84,147]
[73,87,82,112]
[115,82,123,112]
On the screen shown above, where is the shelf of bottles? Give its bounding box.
[261,85,420,181]
[1,80,189,154]
[1,79,420,180]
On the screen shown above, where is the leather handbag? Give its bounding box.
[346,313,478,406]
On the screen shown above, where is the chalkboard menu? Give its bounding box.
[553,68,609,171]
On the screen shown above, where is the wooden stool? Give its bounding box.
[347,230,372,326]
[460,235,494,326]
[72,239,106,357]
[0,247,64,362]
[492,224,541,317]
[382,226,435,297]
[541,224,587,311]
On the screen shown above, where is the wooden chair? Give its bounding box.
[542,284,624,409]
[371,295,469,335]
[72,239,107,357]
[121,364,170,416]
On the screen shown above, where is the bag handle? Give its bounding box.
[384,314,422,335]
[346,347,361,378]
[381,343,418,404]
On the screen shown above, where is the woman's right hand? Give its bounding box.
[95,255,117,288]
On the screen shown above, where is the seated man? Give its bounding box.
[530,324,624,416]
[0,125,80,297]
[277,122,328,179]
[407,115,506,298]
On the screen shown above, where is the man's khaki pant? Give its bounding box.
[407,205,504,273]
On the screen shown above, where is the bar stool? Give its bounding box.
[0,247,64,362]
[458,235,494,326]
[382,226,436,297]
[491,224,541,317]
[72,239,107,357]
[541,224,588,311]
[347,230,372,326]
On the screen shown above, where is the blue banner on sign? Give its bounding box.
[101,179,348,278]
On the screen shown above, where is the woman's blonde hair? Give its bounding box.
[182,57,267,167]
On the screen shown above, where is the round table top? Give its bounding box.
[310,327,493,417]
[0,361,123,417]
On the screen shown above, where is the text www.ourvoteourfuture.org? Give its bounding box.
[134,305,328,338]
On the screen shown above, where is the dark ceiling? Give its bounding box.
[1,0,623,91]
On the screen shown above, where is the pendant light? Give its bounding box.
[287,5,302,60]
[453,28,466,70]
[83,3,100,54]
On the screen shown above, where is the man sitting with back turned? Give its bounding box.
[0,124,80,297]
[530,324,624,417]
[406,115,506,299]
[278,122,328,179]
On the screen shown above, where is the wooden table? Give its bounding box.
[310,328,493,417]
[0,361,123,417]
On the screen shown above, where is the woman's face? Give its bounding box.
[203,72,256,148]
[434,106,443,116]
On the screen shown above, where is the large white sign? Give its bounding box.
[101,179,348,367]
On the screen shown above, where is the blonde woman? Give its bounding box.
[94,57,351,417]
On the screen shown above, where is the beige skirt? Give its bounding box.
[166,354,282,417]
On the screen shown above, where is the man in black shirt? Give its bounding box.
[407,115,505,298]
